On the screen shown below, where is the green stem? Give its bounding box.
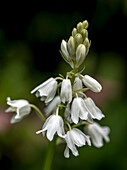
[29,104,45,122]
[64,120,72,131]
[73,87,89,92]
[43,136,57,170]
[70,65,77,87]
[72,121,91,128]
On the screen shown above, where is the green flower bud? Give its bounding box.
[75,33,83,47]
[72,28,77,37]
[77,22,83,33]
[82,20,89,29]
[83,38,90,55]
[81,29,88,40]
[76,44,86,68]
[67,36,75,58]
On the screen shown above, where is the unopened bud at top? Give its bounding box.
[83,37,90,55]
[75,33,83,47]
[84,37,90,48]
[72,28,77,37]
[82,20,89,29]
[76,44,86,68]
[67,36,75,58]
[81,29,88,39]
[60,20,90,68]
[77,22,83,33]
[82,75,102,93]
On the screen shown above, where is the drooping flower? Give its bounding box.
[82,75,102,93]
[71,97,88,124]
[84,122,110,148]
[64,128,91,158]
[6,97,31,124]
[44,96,61,116]
[84,97,105,123]
[31,77,57,104]
[60,79,72,103]
[36,115,65,141]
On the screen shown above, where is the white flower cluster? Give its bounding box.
[6,20,110,158]
[31,20,110,158]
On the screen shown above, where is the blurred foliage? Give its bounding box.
[0,0,127,169]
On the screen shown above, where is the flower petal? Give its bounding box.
[57,116,65,138]
[7,97,29,108]
[64,146,70,158]
[85,97,104,120]
[71,98,80,124]
[45,96,61,116]
[47,126,57,141]
[31,77,54,94]
[15,105,31,119]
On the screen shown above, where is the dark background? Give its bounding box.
[0,0,127,170]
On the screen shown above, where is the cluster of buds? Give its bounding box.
[6,20,110,158]
[61,20,90,69]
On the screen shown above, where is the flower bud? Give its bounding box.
[77,22,83,33]
[81,29,88,39]
[83,37,89,48]
[76,44,86,67]
[67,36,75,58]
[74,33,83,47]
[61,40,74,68]
[82,20,89,29]
[73,77,83,90]
[82,75,102,93]
[83,37,90,55]
[72,28,77,37]
[61,40,70,61]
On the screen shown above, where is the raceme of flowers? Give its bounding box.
[6,20,110,158]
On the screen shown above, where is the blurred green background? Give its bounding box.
[0,0,127,169]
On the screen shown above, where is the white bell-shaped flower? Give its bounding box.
[44,96,61,116]
[64,128,91,158]
[82,75,102,93]
[36,115,65,141]
[60,79,72,103]
[31,77,57,104]
[71,97,88,124]
[84,97,104,123]
[84,122,110,148]
[6,97,31,124]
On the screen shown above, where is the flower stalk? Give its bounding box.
[43,136,57,170]
[29,104,46,122]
